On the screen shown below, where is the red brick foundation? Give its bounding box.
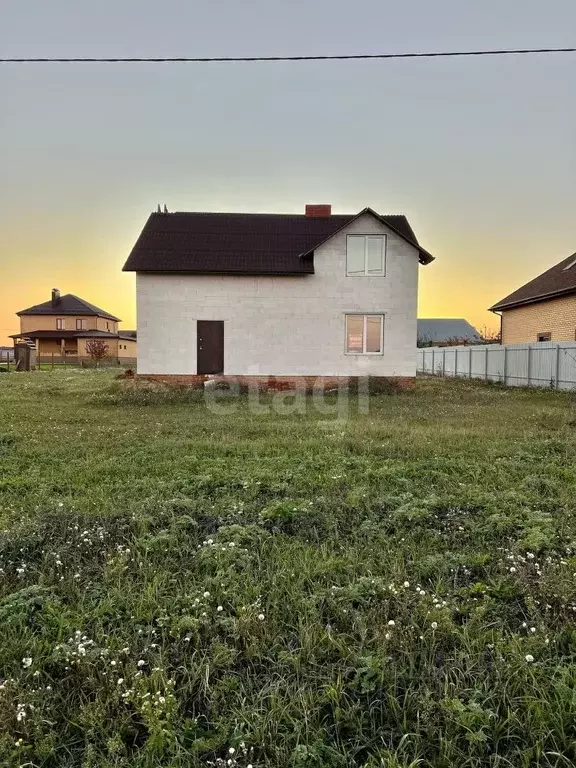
[139,374,206,389]
[138,374,415,392]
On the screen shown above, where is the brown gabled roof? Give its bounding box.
[17,294,120,321]
[122,209,434,274]
[490,252,576,312]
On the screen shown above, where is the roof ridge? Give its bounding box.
[123,208,434,273]
[163,210,409,215]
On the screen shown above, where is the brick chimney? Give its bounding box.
[305,204,332,218]
[51,288,61,307]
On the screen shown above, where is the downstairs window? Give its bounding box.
[345,314,384,354]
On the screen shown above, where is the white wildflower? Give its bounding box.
[258,613,265,621]
[217,605,224,612]
[431,622,438,630]
[387,620,395,627]
[525,654,534,663]
[22,657,32,668]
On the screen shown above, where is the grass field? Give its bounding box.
[0,371,575,767]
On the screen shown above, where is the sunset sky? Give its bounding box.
[1,0,575,345]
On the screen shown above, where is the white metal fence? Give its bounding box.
[417,342,576,391]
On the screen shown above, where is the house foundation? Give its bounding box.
[138,374,415,392]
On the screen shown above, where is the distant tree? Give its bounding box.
[419,335,475,348]
[85,339,109,366]
[480,328,502,345]
[443,336,477,347]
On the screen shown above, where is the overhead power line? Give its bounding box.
[1,47,576,64]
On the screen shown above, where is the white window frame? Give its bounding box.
[344,314,384,355]
[346,235,386,276]
[56,318,64,330]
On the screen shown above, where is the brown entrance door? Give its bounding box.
[197,321,224,374]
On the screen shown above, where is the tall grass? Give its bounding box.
[0,372,574,766]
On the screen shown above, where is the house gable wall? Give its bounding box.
[136,212,420,376]
[501,295,576,343]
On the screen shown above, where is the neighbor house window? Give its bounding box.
[56,319,64,330]
[76,319,84,330]
[106,322,110,330]
[345,314,384,354]
[537,332,551,342]
[346,235,386,276]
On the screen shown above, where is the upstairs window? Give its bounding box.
[345,314,384,354]
[76,319,85,330]
[346,235,386,276]
[56,319,64,330]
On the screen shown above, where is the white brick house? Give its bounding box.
[123,206,434,383]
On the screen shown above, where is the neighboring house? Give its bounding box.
[11,290,137,363]
[123,205,434,385]
[490,252,576,343]
[417,318,481,347]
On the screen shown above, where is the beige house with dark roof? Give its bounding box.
[12,289,137,363]
[490,252,576,344]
